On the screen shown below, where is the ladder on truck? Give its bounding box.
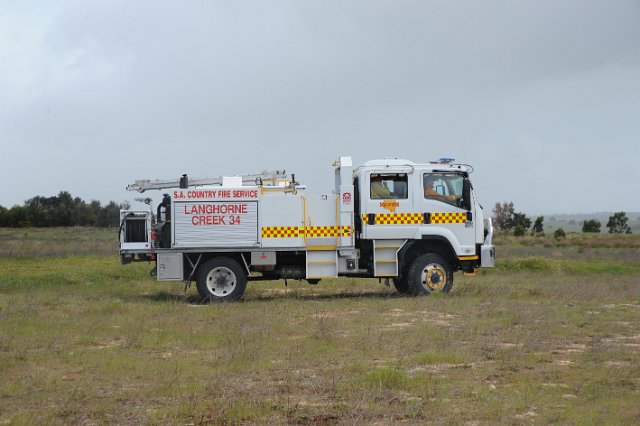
[373,239,407,277]
[306,247,339,279]
[126,170,288,192]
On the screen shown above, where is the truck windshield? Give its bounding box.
[370,174,408,199]
[423,173,464,208]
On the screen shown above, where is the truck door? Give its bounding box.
[420,172,476,257]
[361,171,419,239]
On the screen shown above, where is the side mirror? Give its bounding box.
[462,178,472,211]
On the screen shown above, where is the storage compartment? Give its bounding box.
[157,253,184,281]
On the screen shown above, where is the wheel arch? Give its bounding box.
[191,252,250,276]
[398,237,459,277]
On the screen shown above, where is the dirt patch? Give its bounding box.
[260,288,294,296]
[88,339,124,350]
[309,310,361,319]
[383,322,414,330]
[602,303,640,309]
[514,409,538,420]
[541,383,569,388]
[552,343,586,354]
[601,334,640,348]
[497,342,522,349]
[418,311,459,326]
[407,362,477,373]
[383,309,459,327]
[605,361,631,366]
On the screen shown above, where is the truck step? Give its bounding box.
[306,249,338,278]
[373,239,407,277]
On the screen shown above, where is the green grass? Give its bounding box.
[0,227,117,257]
[1,228,640,424]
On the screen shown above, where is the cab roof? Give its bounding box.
[356,158,473,174]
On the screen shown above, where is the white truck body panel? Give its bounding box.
[171,187,261,248]
[167,186,346,251]
[260,195,305,248]
[173,200,259,248]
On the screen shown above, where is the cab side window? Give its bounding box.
[370,174,408,200]
[423,173,464,207]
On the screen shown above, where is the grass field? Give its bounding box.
[1,228,639,424]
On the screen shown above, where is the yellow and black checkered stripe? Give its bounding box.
[367,213,423,225]
[261,226,301,238]
[261,225,352,238]
[304,225,352,237]
[362,212,467,225]
[430,212,466,224]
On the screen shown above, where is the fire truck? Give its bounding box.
[119,156,495,301]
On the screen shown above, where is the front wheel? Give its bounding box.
[392,277,410,294]
[407,253,453,296]
[196,257,247,302]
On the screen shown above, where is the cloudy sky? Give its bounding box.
[1,0,639,214]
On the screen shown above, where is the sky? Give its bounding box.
[1,0,639,215]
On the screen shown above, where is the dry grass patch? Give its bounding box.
[1,228,640,424]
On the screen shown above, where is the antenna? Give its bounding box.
[461,146,469,164]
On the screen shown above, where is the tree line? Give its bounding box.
[492,202,633,237]
[0,191,130,228]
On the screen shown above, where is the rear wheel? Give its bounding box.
[407,253,453,296]
[196,257,247,302]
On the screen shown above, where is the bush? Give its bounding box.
[582,219,601,233]
[513,212,531,230]
[607,212,632,234]
[514,224,526,237]
[554,228,566,240]
[492,201,515,231]
[531,216,544,234]
[0,192,129,228]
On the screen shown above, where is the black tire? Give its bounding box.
[406,253,453,296]
[306,279,321,285]
[392,277,410,294]
[196,257,247,302]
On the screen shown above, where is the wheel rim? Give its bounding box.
[206,266,237,297]
[421,263,447,291]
